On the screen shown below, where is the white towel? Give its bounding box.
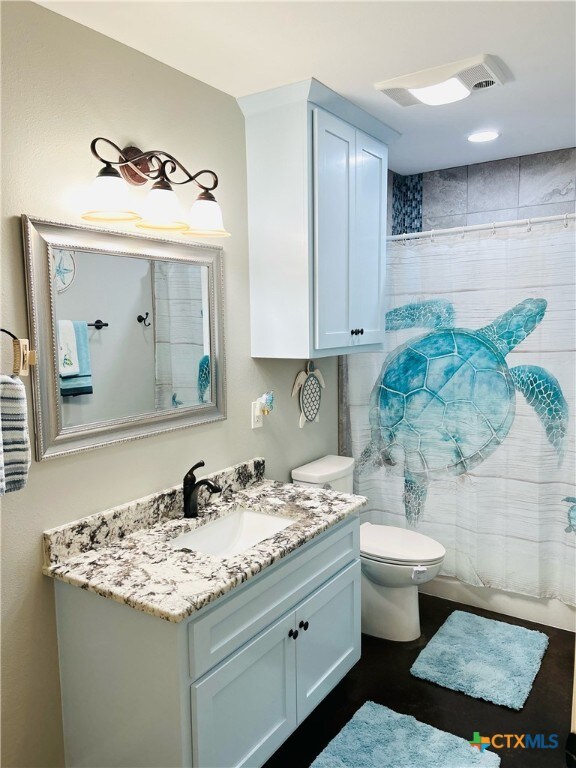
[0,375,31,494]
[57,320,80,377]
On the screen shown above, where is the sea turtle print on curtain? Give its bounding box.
[359,298,569,525]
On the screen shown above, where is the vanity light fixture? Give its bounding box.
[81,138,230,237]
[468,130,500,143]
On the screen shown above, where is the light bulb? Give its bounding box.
[408,77,470,106]
[183,192,230,238]
[135,185,188,232]
[81,167,141,222]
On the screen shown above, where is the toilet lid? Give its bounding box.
[360,523,446,565]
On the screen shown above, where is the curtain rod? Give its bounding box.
[388,212,575,241]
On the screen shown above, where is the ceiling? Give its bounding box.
[38,1,576,174]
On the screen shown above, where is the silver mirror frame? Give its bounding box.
[22,216,226,460]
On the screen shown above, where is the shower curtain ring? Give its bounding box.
[527,218,532,232]
[565,213,569,228]
[491,222,496,236]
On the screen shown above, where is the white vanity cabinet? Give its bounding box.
[239,78,397,359]
[193,563,359,768]
[55,516,360,768]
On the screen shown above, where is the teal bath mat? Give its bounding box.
[410,610,548,710]
[310,701,499,767]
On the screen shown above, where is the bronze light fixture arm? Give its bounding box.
[90,137,219,192]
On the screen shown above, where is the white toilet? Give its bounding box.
[291,455,446,643]
[360,523,445,642]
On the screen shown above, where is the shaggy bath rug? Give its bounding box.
[310,701,500,767]
[410,610,548,710]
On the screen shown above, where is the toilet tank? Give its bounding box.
[291,455,355,494]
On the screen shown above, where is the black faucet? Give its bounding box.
[183,461,222,518]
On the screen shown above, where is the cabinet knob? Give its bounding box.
[299,620,309,631]
[288,628,299,640]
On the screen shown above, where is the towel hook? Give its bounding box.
[137,312,151,327]
[1,328,36,376]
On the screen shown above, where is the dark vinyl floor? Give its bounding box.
[263,594,575,768]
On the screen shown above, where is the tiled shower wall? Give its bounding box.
[389,147,576,234]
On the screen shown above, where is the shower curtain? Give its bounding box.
[153,261,207,409]
[344,217,575,605]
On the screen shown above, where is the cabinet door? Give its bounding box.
[349,130,387,345]
[191,613,297,768]
[295,561,361,722]
[313,107,356,350]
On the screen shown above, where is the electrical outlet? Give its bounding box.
[251,401,263,429]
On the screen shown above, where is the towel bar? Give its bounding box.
[88,320,108,330]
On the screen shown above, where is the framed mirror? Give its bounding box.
[22,216,226,460]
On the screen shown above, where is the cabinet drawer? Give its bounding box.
[188,517,359,680]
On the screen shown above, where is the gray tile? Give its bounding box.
[519,148,576,206]
[466,208,518,226]
[467,157,519,213]
[422,166,468,218]
[518,200,576,219]
[422,213,467,231]
[387,170,394,235]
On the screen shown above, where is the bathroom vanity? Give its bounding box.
[44,459,366,767]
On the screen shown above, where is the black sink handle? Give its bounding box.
[184,460,205,486]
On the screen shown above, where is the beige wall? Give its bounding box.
[0,4,338,765]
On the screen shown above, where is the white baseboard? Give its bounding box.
[420,575,576,632]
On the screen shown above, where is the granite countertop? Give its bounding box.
[43,458,366,623]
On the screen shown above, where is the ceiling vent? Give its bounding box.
[375,54,507,107]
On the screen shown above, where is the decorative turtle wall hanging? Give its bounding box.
[292,361,325,428]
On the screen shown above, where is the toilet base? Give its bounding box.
[361,572,421,642]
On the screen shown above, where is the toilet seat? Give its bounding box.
[360,523,445,566]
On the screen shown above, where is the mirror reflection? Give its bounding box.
[53,248,212,428]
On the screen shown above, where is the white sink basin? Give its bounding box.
[169,508,293,557]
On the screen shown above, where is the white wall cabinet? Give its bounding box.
[313,108,388,350]
[239,78,397,359]
[55,516,360,768]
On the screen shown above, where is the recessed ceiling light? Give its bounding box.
[468,130,500,143]
[408,78,471,106]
